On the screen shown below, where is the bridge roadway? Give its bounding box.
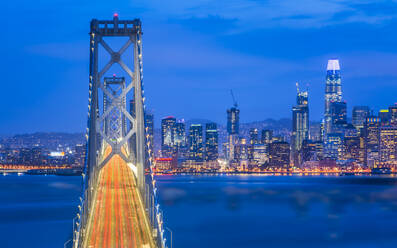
[83,147,156,248]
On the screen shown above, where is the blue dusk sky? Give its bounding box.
[2,0,397,133]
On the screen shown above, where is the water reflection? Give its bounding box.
[156,175,397,248]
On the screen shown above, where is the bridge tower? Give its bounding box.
[70,15,168,248]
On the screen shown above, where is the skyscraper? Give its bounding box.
[324,59,342,138]
[269,141,290,169]
[249,128,259,145]
[174,121,187,150]
[364,116,380,167]
[291,85,309,166]
[161,116,176,157]
[379,125,397,168]
[227,107,240,135]
[352,106,370,130]
[188,124,204,161]
[205,123,218,161]
[261,130,273,144]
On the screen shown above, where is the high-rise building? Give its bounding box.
[324,133,343,160]
[269,141,290,169]
[161,116,177,157]
[379,126,397,168]
[324,59,342,137]
[174,121,186,150]
[249,128,259,145]
[302,140,323,162]
[352,106,370,130]
[205,123,218,161]
[291,85,309,167]
[188,124,204,161]
[330,101,347,128]
[74,144,86,167]
[261,130,273,144]
[227,107,240,135]
[364,116,380,167]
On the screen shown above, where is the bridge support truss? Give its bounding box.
[71,15,169,248]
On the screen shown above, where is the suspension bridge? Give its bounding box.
[66,14,168,248]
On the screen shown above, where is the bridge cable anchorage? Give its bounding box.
[72,15,168,248]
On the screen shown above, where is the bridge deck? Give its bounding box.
[83,151,155,248]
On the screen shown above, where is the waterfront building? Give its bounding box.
[154,157,177,171]
[188,124,204,161]
[302,140,323,162]
[74,144,86,167]
[205,123,218,161]
[352,106,370,130]
[251,144,269,166]
[291,84,309,167]
[364,116,380,167]
[269,141,290,169]
[343,136,363,164]
[324,133,343,161]
[161,116,177,157]
[324,59,342,137]
[379,126,397,168]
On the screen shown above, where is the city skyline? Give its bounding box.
[3,1,397,134]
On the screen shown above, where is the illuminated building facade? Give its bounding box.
[161,116,177,157]
[352,106,370,130]
[249,128,259,145]
[227,107,240,135]
[330,101,347,132]
[324,133,343,160]
[269,141,290,169]
[251,144,269,165]
[379,109,390,124]
[291,86,309,167]
[324,59,342,138]
[364,116,380,167]
[174,121,187,151]
[261,130,273,144]
[205,123,218,161]
[379,126,397,168]
[302,140,323,162]
[188,124,204,161]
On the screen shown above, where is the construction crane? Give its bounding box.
[230,89,238,108]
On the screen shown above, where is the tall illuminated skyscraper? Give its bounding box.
[161,116,176,157]
[227,107,240,135]
[205,123,218,161]
[291,84,309,166]
[324,59,342,138]
[189,124,204,161]
[174,121,186,149]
